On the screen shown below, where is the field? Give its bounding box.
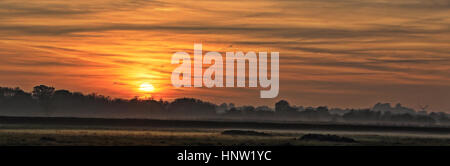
[0,116,449,146]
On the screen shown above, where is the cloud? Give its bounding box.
[0,0,168,18]
[0,0,449,110]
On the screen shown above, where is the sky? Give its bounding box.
[0,0,449,112]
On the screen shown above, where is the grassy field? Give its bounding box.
[0,116,449,146]
[1,125,450,146]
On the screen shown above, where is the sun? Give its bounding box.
[139,83,155,92]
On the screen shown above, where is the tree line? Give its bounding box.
[0,85,449,126]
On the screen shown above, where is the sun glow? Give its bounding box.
[139,83,155,92]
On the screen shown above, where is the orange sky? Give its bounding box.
[0,0,449,112]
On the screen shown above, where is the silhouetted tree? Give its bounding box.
[32,85,55,115]
[275,100,296,113]
[168,98,216,117]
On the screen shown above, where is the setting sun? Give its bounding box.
[139,83,155,92]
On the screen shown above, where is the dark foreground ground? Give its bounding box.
[0,116,449,146]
